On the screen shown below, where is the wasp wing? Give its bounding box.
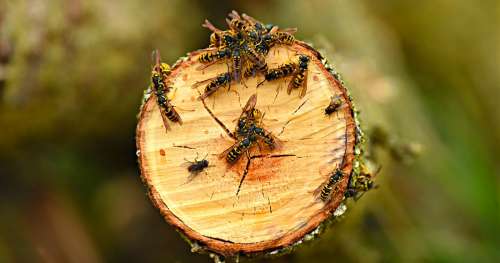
[287,71,299,95]
[158,106,171,132]
[299,69,309,98]
[262,128,284,150]
[242,94,257,113]
[170,104,183,125]
[218,142,239,163]
[281,27,298,34]
[192,74,219,89]
[312,182,325,201]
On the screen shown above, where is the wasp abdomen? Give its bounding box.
[320,169,344,202]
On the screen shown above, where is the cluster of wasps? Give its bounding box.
[146,11,373,200]
[193,11,311,99]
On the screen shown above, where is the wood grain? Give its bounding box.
[136,42,357,256]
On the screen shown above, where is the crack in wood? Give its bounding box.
[272,84,281,104]
[173,144,196,149]
[278,119,292,136]
[236,153,298,196]
[292,99,309,115]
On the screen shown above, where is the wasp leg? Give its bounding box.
[236,150,252,196]
[200,96,237,140]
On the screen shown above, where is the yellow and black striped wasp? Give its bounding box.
[202,19,230,48]
[226,10,248,32]
[259,54,310,98]
[192,71,233,100]
[287,54,310,98]
[198,19,239,74]
[271,28,296,46]
[317,167,345,202]
[234,94,281,150]
[262,61,296,82]
[150,50,182,132]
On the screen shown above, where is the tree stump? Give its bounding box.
[136,42,361,257]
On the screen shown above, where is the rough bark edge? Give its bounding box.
[135,41,366,259]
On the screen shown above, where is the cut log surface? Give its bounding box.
[136,42,357,256]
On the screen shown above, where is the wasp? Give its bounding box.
[319,168,344,202]
[238,13,269,44]
[202,19,223,46]
[265,26,297,47]
[234,94,260,136]
[240,14,275,56]
[325,95,343,115]
[345,163,378,200]
[199,21,240,72]
[249,124,280,150]
[273,31,295,45]
[263,61,296,82]
[202,19,235,48]
[288,55,310,98]
[198,48,231,63]
[197,34,237,71]
[242,43,268,73]
[254,34,273,55]
[193,71,232,100]
[234,94,265,135]
[241,13,268,33]
[258,54,309,96]
[151,50,182,131]
[227,10,250,32]
[231,47,242,82]
[240,44,268,79]
[234,95,281,150]
[242,13,296,41]
[344,179,375,200]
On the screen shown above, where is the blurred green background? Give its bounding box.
[1,0,499,262]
